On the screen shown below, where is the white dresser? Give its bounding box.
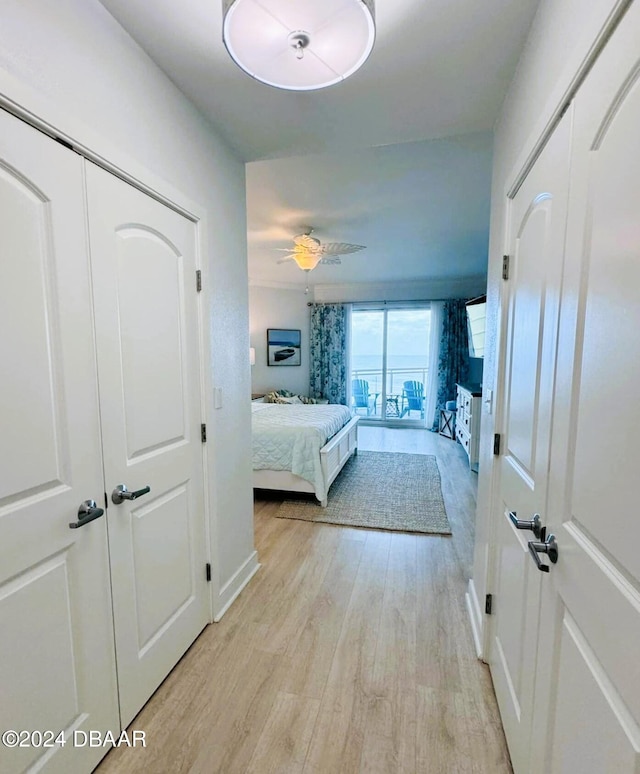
[455,383,482,472]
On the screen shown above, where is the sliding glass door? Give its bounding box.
[350,304,430,425]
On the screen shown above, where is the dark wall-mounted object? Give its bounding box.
[267,328,301,366]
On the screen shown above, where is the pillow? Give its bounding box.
[299,395,323,404]
[271,394,303,404]
[264,390,324,404]
[264,389,294,403]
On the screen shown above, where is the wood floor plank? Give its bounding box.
[96,427,512,774]
[359,693,417,774]
[359,532,418,773]
[187,649,290,774]
[370,532,418,697]
[282,535,365,699]
[241,517,317,625]
[257,524,342,655]
[302,531,391,773]
[96,620,276,773]
[415,536,465,693]
[416,687,473,774]
[245,691,321,774]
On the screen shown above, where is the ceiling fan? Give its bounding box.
[275,230,366,273]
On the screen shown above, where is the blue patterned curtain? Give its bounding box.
[431,299,470,430]
[309,304,347,404]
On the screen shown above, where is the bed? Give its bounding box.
[252,401,359,506]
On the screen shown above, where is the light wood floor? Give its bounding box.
[97,427,512,774]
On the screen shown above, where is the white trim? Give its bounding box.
[466,579,484,659]
[194,217,217,623]
[351,300,433,311]
[0,67,206,220]
[249,276,489,300]
[248,278,308,291]
[504,0,632,200]
[213,551,261,622]
[482,194,514,661]
[313,276,487,304]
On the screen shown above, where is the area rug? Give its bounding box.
[275,451,451,535]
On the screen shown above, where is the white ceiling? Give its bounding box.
[99,0,539,289]
[246,132,493,287]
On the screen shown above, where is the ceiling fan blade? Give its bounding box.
[276,256,295,264]
[320,256,342,265]
[293,233,320,250]
[319,242,366,255]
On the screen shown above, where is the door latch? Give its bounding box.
[69,500,104,529]
[111,484,151,505]
[528,534,559,573]
[509,511,545,540]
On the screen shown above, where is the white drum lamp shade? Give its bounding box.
[222,0,376,91]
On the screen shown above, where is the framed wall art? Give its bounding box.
[267,328,301,366]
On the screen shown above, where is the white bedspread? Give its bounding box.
[251,402,353,500]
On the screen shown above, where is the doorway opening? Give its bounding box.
[350,304,430,426]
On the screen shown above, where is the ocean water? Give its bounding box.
[352,355,428,372]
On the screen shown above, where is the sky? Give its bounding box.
[351,309,430,360]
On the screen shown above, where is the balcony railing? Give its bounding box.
[351,367,429,422]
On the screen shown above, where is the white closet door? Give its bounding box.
[86,163,209,727]
[0,114,119,773]
[489,112,571,773]
[530,3,640,771]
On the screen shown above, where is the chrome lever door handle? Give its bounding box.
[111,484,151,505]
[70,500,104,529]
[528,534,559,573]
[509,511,545,539]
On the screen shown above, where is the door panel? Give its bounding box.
[492,512,541,721]
[549,613,639,773]
[115,226,186,457]
[534,7,640,768]
[0,164,67,498]
[132,484,193,649]
[570,65,640,580]
[505,203,547,474]
[553,524,640,724]
[86,164,209,727]
[0,112,119,774]
[489,113,572,774]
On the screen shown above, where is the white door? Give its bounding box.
[529,3,640,771]
[86,164,209,727]
[0,114,119,772]
[488,113,572,773]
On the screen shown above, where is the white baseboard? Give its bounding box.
[466,578,484,659]
[212,550,260,622]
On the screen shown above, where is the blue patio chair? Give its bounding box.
[352,379,375,415]
[402,381,425,419]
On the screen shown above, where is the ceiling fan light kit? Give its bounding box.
[292,253,323,272]
[222,0,376,91]
[275,230,366,295]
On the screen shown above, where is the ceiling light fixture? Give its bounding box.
[291,251,323,272]
[222,0,376,91]
[275,230,366,293]
[292,253,321,295]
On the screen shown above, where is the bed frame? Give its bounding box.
[253,415,359,507]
